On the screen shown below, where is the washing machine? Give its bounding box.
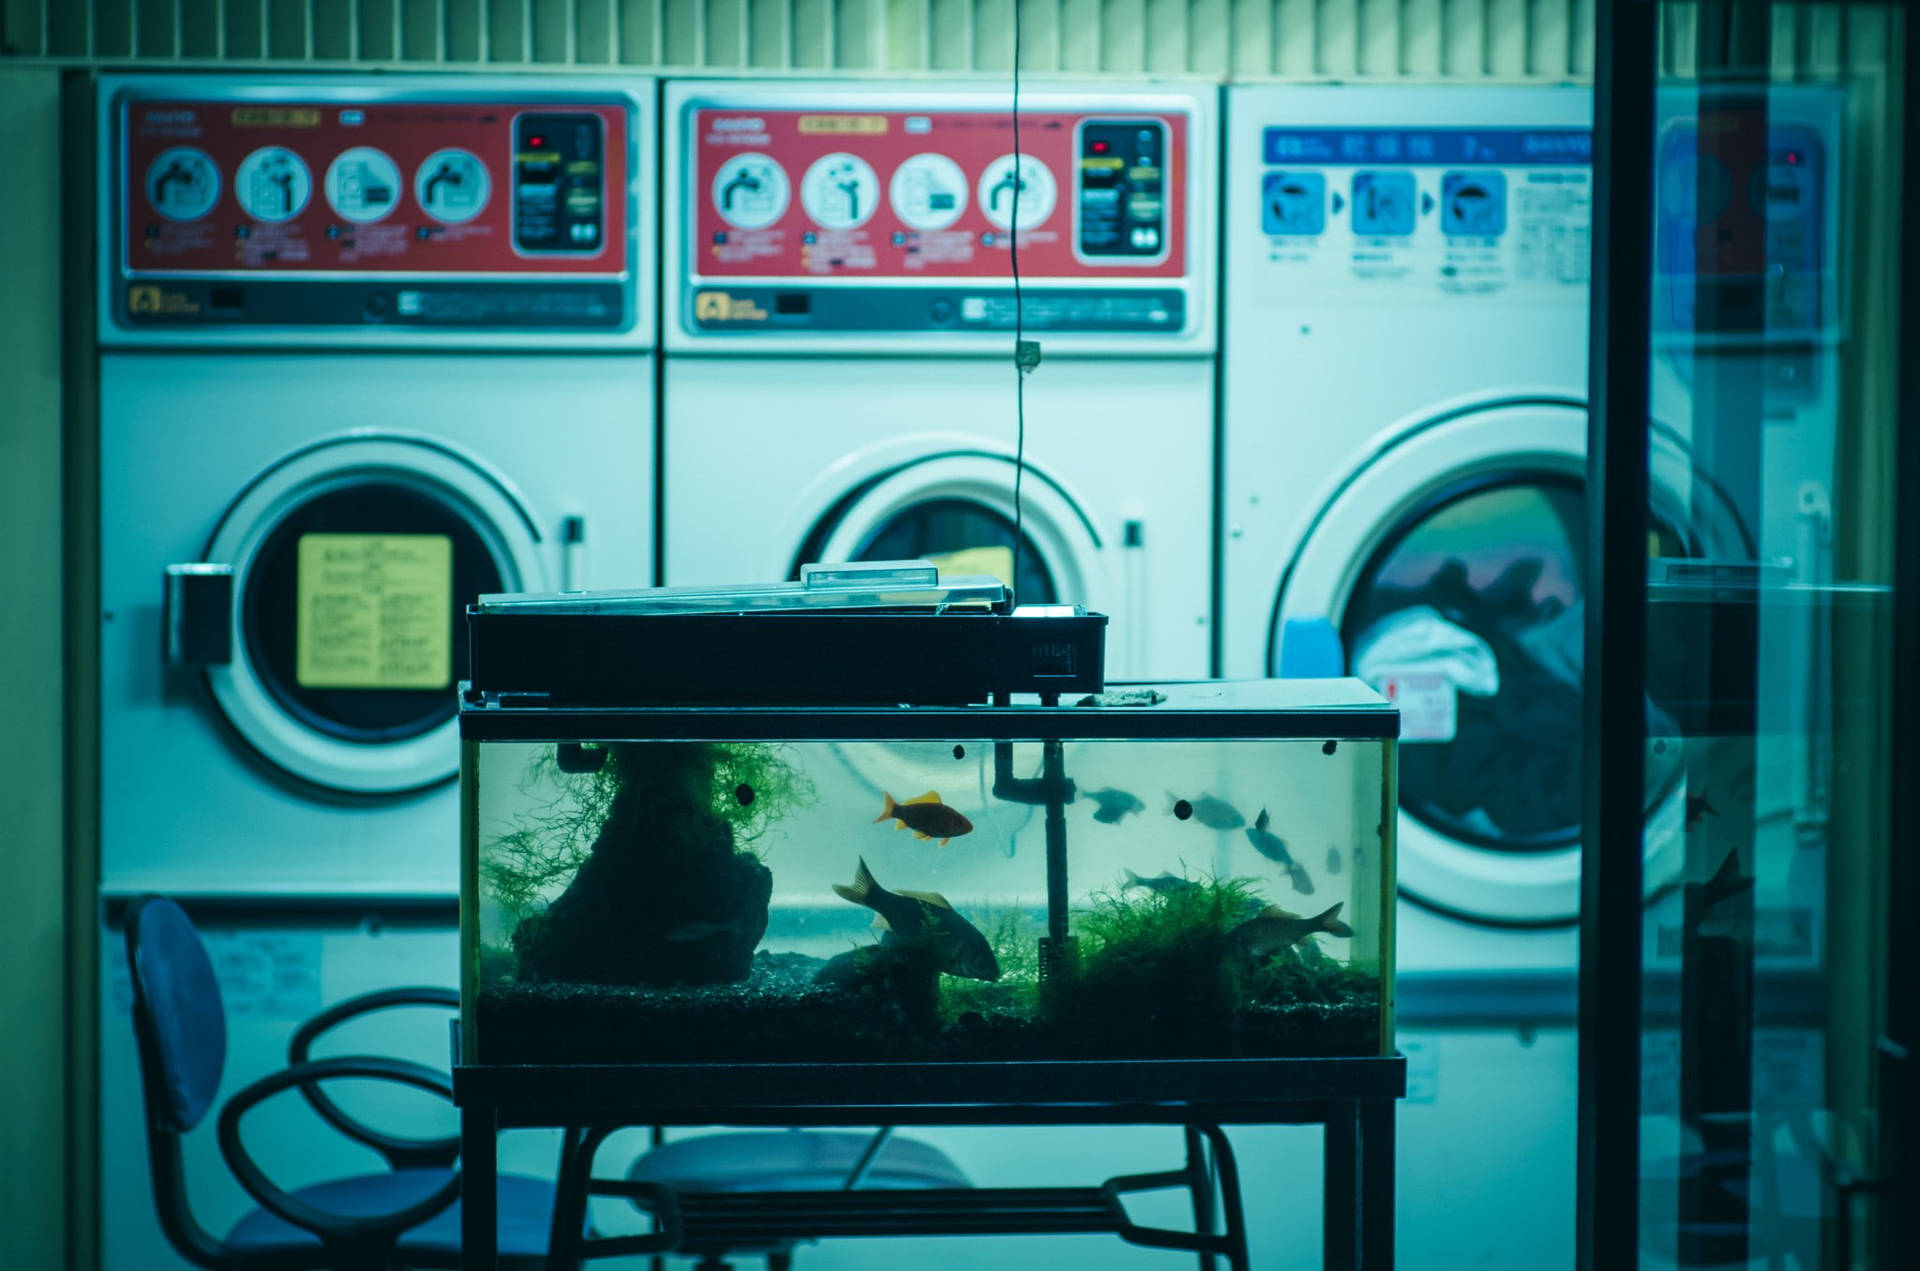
[1222,83,1840,1269]
[661,79,1216,681]
[94,74,655,1268]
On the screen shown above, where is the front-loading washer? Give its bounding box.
[94,74,656,1269]
[1220,83,1614,1271]
[660,78,1217,682]
[653,77,1223,1267]
[1221,82,1837,1270]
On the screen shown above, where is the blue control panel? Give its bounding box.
[1263,127,1593,167]
[1260,128,1591,241]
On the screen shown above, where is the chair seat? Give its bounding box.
[630,1131,972,1194]
[224,1168,561,1260]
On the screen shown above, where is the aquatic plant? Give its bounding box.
[484,741,816,922]
[1237,945,1381,1007]
[1048,876,1264,1056]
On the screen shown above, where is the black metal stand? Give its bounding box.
[455,1057,1403,1270]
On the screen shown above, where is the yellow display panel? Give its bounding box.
[295,533,453,690]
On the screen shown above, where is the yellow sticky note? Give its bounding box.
[295,533,453,690]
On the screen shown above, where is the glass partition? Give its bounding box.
[1585,3,1912,1267]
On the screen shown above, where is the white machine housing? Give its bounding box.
[96,74,656,1269]
[662,79,1218,681]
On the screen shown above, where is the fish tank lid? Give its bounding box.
[458,677,1400,742]
[473,560,1012,616]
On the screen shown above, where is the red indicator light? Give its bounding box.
[1092,141,1109,153]
[529,135,545,147]
[1785,151,1800,164]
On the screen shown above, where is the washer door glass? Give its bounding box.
[204,436,544,794]
[1338,475,1686,855]
[848,497,1058,601]
[241,480,504,743]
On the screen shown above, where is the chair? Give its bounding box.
[545,1122,1247,1271]
[123,895,564,1269]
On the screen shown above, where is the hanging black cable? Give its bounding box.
[1009,0,1028,608]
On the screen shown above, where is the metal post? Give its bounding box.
[461,1101,498,1269]
[1878,6,1920,1262]
[1579,1,1658,1267]
[1323,1102,1359,1271]
[1359,1098,1395,1269]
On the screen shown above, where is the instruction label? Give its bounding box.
[296,533,452,690]
[690,107,1188,281]
[1254,127,1592,305]
[121,97,628,276]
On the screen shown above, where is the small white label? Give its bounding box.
[1401,1034,1439,1103]
[1377,672,1458,743]
[110,930,323,1018]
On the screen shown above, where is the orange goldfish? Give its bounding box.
[873,791,974,846]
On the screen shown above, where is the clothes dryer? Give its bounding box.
[95,74,656,1268]
[661,79,1217,680]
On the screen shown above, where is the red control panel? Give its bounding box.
[123,98,629,277]
[690,108,1188,282]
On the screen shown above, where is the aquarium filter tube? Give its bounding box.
[994,739,1080,981]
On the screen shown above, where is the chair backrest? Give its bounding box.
[124,895,230,1269]
[126,896,227,1131]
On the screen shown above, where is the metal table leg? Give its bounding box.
[1185,1125,1219,1271]
[462,1101,498,1270]
[1325,1101,1360,1271]
[1360,1098,1395,1269]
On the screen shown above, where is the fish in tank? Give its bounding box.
[462,680,1397,1067]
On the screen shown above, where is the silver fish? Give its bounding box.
[833,857,1000,982]
[1123,868,1198,895]
[1088,787,1146,824]
[1170,792,1246,831]
[1326,847,1343,876]
[1229,902,1354,961]
[1243,806,1294,864]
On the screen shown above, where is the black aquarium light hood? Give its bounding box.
[464,560,1109,708]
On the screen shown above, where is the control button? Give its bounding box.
[930,299,955,324]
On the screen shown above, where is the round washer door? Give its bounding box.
[201,434,546,794]
[1271,400,1725,927]
[795,452,1109,820]
[794,453,1110,613]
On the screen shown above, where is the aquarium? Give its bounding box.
[460,679,1398,1067]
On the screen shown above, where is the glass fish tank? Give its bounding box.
[460,679,1398,1067]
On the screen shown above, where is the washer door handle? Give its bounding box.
[163,563,234,668]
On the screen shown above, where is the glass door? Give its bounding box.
[1583,2,1915,1268]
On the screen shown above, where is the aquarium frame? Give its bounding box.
[456,700,1400,743]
